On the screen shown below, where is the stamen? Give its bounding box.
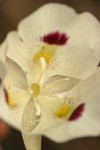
[33,45,57,65]
[34,102,41,116]
[34,50,51,65]
[55,102,70,118]
[31,83,40,97]
[40,57,46,72]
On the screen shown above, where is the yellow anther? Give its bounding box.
[55,102,70,118]
[31,83,40,97]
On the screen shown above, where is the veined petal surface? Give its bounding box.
[18,3,100,79]
[0,87,31,129]
[4,57,27,89]
[44,68,100,142]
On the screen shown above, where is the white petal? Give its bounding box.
[0,38,7,62]
[6,31,34,72]
[44,68,100,142]
[64,67,100,102]
[6,31,43,73]
[79,67,100,100]
[21,99,40,134]
[18,3,76,43]
[0,61,6,81]
[30,95,67,134]
[43,75,79,93]
[47,19,100,79]
[18,3,100,80]
[0,63,7,124]
[67,12,100,60]
[0,87,31,129]
[4,57,27,89]
[0,86,6,107]
[22,134,41,150]
[44,92,100,142]
[31,110,62,135]
[0,86,18,128]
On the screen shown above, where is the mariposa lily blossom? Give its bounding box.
[0,3,100,150]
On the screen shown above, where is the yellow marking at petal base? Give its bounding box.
[31,83,40,97]
[7,94,15,107]
[33,45,58,65]
[55,103,70,118]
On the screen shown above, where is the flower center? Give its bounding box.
[31,83,40,97]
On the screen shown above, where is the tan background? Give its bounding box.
[0,0,100,150]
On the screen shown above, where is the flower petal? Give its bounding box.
[0,61,6,109]
[0,87,31,129]
[43,75,79,93]
[29,95,69,135]
[44,92,100,142]
[0,87,18,128]
[68,12,100,61]
[0,38,7,62]
[6,31,36,72]
[4,57,27,89]
[0,62,7,122]
[18,3,100,79]
[0,61,6,81]
[21,99,40,134]
[46,36,100,80]
[22,134,41,150]
[79,67,100,100]
[18,3,76,43]
[44,68,100,142]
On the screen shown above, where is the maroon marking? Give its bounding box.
[41,31,69,45]
[3,88,8,103]
[68,103,85,121]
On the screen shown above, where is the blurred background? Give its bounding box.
[0,0,100,150]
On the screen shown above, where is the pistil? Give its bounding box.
[31,83,40,97]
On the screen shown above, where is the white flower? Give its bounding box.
[0,3,100,150]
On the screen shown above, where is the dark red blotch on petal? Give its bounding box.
[69,103,85,121]
[3,88,8,103]
[42,31,69,45]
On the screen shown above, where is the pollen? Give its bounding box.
[33,45,57,65]
[31,83,40,97]
[55,102,70,118]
